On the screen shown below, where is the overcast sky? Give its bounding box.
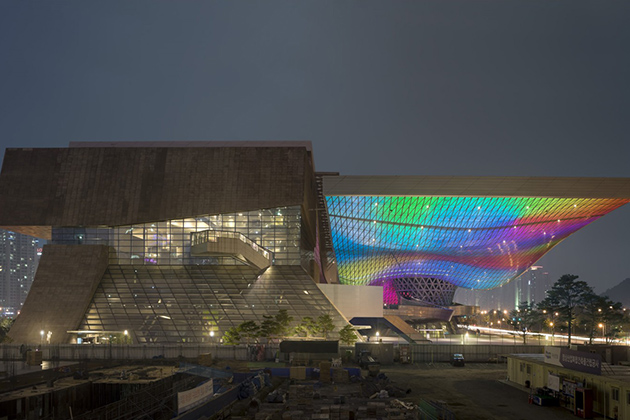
[1,1,629,293]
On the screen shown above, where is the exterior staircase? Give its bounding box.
[383,315,431,343]
[190,230,273,270]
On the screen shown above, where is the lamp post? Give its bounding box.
[599,323,605,342]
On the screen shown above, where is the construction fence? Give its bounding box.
[0,343,544,364]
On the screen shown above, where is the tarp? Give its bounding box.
[177,379,214,415]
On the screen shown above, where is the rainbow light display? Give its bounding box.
[326,196,629,291]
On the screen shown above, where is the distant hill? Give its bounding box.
[601,278,630,307]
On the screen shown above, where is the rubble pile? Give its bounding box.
[234,371,418,420]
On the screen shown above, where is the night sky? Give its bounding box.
[1,1,629,294]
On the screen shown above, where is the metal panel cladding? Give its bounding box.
[325,196,630,290]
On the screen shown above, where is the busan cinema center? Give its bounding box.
[1,141,629,344]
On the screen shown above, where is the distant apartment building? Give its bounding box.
[455,266,551,310]
[0,230,41,316]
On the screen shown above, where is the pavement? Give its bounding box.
[381,363,606,420]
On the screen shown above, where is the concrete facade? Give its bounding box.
[0,146,309,238]
[9,245,110,344]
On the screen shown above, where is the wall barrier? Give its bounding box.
[0,343,545,364]
[409,344,544,363]
[0,344,273,362]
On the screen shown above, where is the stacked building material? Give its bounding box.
[366,401,387,418]
[197,353,213,367]
[331,368,349,384]
[290,367,307,380]
[319,362,331,382]
[26,350,42,366]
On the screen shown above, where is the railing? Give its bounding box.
[190,230,273,260]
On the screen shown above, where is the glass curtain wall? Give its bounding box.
[52,206,301,266]
[79,265,346,343]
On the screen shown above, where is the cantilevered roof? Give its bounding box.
[323,176,630,199]
[322,176,630,292]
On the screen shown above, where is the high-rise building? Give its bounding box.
[454,266,551,310]
[0,230,41,316]
[0,142,628,344]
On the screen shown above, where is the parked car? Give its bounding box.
[451,353,465,367]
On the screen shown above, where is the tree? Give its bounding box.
[258,316,281,343]
[295,316,319,337]
[0,318,14,343]
[317,314,335,339]
[221,321,260,345]
[222,326,241,345]
[579,293,608,344]
[258,310,295,343]
[339,324,358,346]
[509,302,544,344]
[537,274,594,346]
[600,299,628,343]
[238,320,260,345]
[274,309,294,338]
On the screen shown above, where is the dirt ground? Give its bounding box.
[381,363,602,420]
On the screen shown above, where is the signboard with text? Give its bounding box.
[544,346,601,375]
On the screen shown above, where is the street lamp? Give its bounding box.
[40,330,44,347]
[599,323,605,341]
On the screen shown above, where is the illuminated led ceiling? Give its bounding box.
[325,195,629,290]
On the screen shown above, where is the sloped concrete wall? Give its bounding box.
[9,245,110,344]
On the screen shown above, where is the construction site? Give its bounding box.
[0,340,455,420]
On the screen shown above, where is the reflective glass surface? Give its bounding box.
[78,265,347,343]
